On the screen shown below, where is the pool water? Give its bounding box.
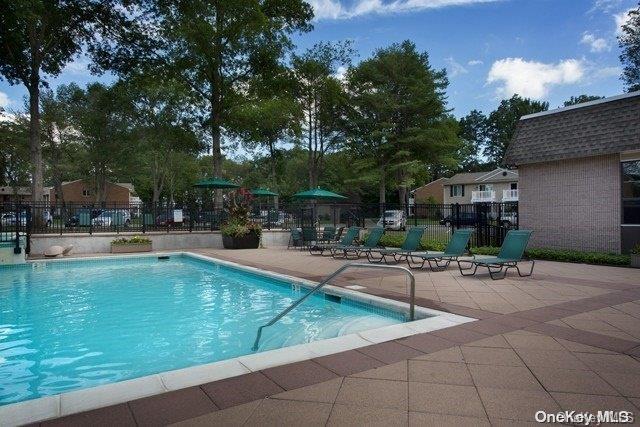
[0,255,404,404]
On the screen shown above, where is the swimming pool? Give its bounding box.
[0,253,415,405]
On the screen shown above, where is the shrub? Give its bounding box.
[111,236,151,245]
[470,246,630,266]
[632,244,640,255]
[370,233,447,251]
[221,190,262,238]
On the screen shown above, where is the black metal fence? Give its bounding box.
[0,201,518,250]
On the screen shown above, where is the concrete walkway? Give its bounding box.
[37,247,640,426]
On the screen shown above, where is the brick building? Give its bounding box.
[412,178,446,203]
[504,91,640,254]
[47,179,137,205]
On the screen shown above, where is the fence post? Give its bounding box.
[13,204,20,254]
[454,203,460,230]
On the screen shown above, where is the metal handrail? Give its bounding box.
[252,263,416,351]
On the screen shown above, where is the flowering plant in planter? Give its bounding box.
[111,236,152,253]
[221,190,262,249]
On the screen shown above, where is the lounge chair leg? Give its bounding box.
[406,256,425,270]
[458,260,477,276]
[366,251,383,263]
[515,259,535,277]
[428,258,449,272]
[488,265,507,280]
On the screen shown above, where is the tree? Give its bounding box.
[347,40,460,204]
[64,82,137,204]
[0,113,31,191]
[122,75,203,203]
[619,2,640,92]
[484,95,548,166]
[455,110,488,173]
[93,0,313,206]
[291,42,353,188]
[0,0,126,202]
[563,95,604,106]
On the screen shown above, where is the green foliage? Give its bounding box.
[221,190,262,238]
[347,40,460,203]
[368,233,447,251]
[0,115,31,188]
[471,246,631,266]
[632,244,640,255]
[484,95,548,167]
[563,95,604,106]
[111,236,151,245]
[619,3,640,92]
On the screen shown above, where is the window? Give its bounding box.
[510,183,518,190]
[478,184,493,191]
[622,160,640,224]
[450,185,464,197]
[82,189,90,197]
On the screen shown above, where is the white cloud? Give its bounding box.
[580,32,610,52]
[590,0,622,13]
[592,65,621,79]
[615,8,633,35]
[467,59,483,66]
[63,57,91,75]
[444,57,468,77]
[308,0,499,20]
[486,57,585,99]
[0,91,10,109]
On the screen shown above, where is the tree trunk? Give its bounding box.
[211,123,223,208]
[28,80,44,203]
[378,166,386,204]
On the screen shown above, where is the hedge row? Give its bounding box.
[369,233,631,266]
[470,246,630,266]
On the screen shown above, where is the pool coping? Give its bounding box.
[0,251,475,426]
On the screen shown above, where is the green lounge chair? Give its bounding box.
[332,227,385,260]
[364,226,425,264]
[309,226,361,256]
[319,226,336,243]
[301,226,317,250]
[287,228,302,249]
[458,230,535,280]
[407,229,473,271]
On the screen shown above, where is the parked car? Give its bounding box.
[377,210,407,231]
[1,211,52,227]
[439,212,477,227]
[92,211,112,227]
[64,209,102,227]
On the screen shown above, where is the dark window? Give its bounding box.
[510,183,518,190]
[622,160,640,225]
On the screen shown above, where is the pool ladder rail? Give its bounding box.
[252,263,416,351]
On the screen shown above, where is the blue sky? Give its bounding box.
[0,0,637,118]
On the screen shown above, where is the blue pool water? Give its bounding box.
[0,255,404,404]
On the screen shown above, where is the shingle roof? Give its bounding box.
[442,168,518,185]
[504,91,640,166]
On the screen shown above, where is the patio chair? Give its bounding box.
[406,229,474,271]
[458,230,535,280]
[287,228,303,249]
[320,226,336,243]
[309,226,361,256]
[332,226,385,260]
[333,226,345,242]
[300,227,318,250]
[364,226,425,264]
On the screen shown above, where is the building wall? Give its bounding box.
[49,180,131,204]
[414,179,445,203]
[442,181,517,204]
[519,154,621,253]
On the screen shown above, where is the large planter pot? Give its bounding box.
[222,230,260,249]
[111,243,152,253]
[632,254,640,268]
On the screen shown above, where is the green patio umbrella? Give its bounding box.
[193,177,240,189]
[292,187,347,200]
[250,188,279,197]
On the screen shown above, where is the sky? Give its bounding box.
[0,0,638,119]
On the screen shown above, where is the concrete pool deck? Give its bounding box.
[21,247,640,425]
